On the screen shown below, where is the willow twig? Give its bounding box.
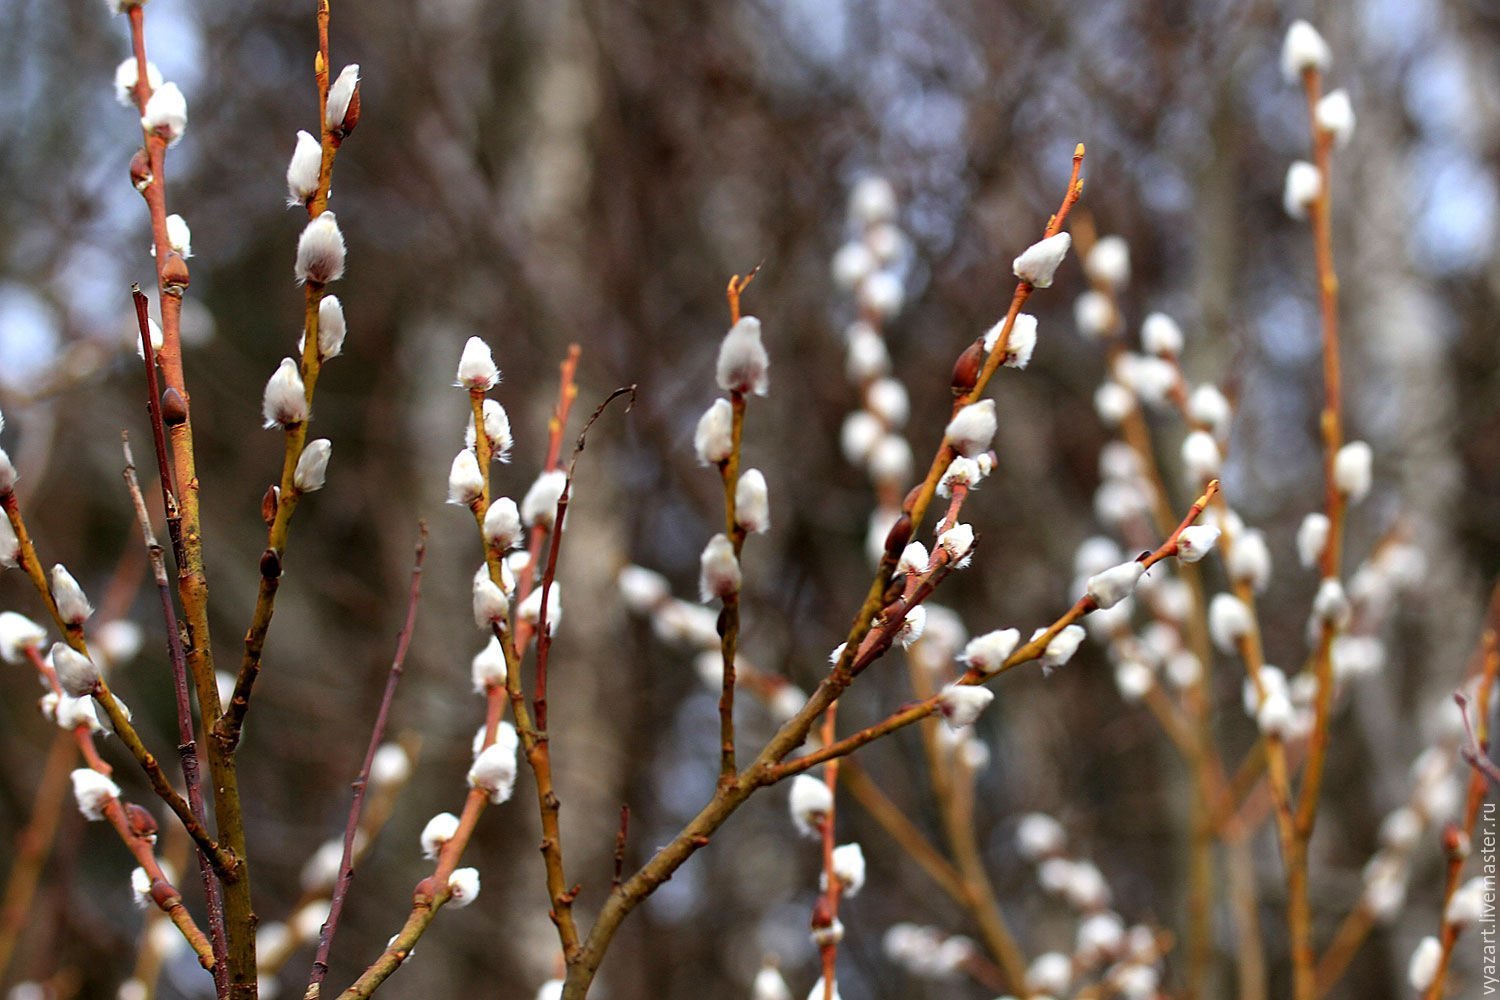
[122,429,227,977]
[306,526,427,997]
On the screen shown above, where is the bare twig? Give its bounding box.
[122,429,227,977]
[307,525,428,996]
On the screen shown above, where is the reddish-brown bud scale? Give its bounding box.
[124,802,158,841]
[259,548,281,580]
[901,484,924,514]
[260,485,279,526]
[810,895,833,930]
[1443,823,1471,860]
[161,252,190,296]
[340,88,361,137]
[951,338,984,395]
[129,148,153,192]
[883,514,912,558]
[161,387,188,425]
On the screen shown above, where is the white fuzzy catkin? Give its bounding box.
[716,316,770,396]
[294,212,346,285]
[788,773,832,837]
[804,978,842,1000]
[1087,561,1144,610]
[472,568,510,631]
[51,565,93,625]
[829,843,866,896]
[938,683,993,730]
[937,523,975,568]
[1016,813,1066,860]
[261,358,308,428]
[1140,313,1183,356]
[1175,525,1220,564]
[617,565,669,613]
[895,604,927,648]
[831,241,876,291]
[1209,594,1253,651]
[165,214,192,258]
[896,542,929,576]
[470,635,507,692]
[521,470,567,529]
[999,313,1038,368]
[1297,512,1331,569]
[0,612,46,663]
[463,399,513,462]
[317,295,346,359]
[325,64,361,131]
[1256,690,1295,736]
[1281,20,1331,82]
[1085,235,1130,289]
[455,336,500,391]
[1227,529,1272,591]
[420,812,460,859]
[1013,233,1072,288]
[286,130,321,206]
[71,768,120,821]
[937,456,986,498]
[483,497,523,551]
[694,398,734,465]
[446,867,481,907]
[518,586,562,635]
[1094,381,1133,426]
[1132,355,1183,410]
[1316,89,1356,148]
[1075,290,1115,339]
[1407,936,1441,992]
[843,321,888,381]
[1115,660,1154,702]
[945,400,998,457]
[1446,875,1487,928]
[0,447,15,496]
[850,176,897,225]
[866,377,909,428]
[961,628,1019,674]
[1313,578,1351,628]
[293,439,331,492]
[1180,431,1221,483]
[113,57,162,106]
[859,271,905,319]
[1334,440,1373,501]
[1188,384,1231,436]
[867,435,913,483]
[735,469,770,534]
[839,411,882,465]
[369,744,411,788]
[141,82,187,145]
[52,643,100,697]
[1042,624,1086,670]
[699,533,741,602]
[1027,952,1072,996]
[468,740,517,804]
[752,964,792,1000]
[446,450,484,506]
[1283,161,1322,220]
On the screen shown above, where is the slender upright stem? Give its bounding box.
[122,427,228,983]
[307,527,427,996]
[126,5,258,991]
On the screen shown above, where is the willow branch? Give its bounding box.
[122,430,227,974]
[306,526,426,993]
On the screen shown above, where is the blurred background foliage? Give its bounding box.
[1,0,1498,997]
